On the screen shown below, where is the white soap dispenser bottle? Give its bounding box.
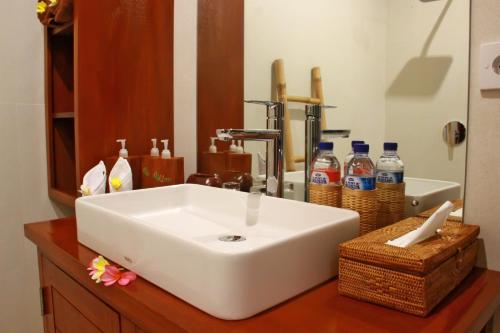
[161,139,171,159]
[209,137,217,153]
[150,138,160,157]
[116,139,128,158]
[229,140,238,152]
[236,140,244,153]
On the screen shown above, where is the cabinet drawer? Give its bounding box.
[41,256,120,333]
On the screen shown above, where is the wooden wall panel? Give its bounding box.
[74,0,174,185]
[197,0,244,170]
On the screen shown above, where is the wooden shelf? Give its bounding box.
[44,1,175,207]
[52,112,75,119]
[48,188,76,207]
[51,22,74,36]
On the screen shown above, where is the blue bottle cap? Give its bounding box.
[384,142,398,151]
[353,143,369,153]
[319,142,333,151]
[351,140,364,147]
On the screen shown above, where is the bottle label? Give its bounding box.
[344,176,376,190]
[311,169,340,185]
[376,171,404,184]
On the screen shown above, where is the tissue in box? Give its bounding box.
[338,217,479,316]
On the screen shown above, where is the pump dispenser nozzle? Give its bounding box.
[161,139,171,159]
[209,137,217,153]
[150,138,160,157]
[116,139,128,158]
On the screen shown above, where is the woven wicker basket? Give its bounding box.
[309,184,342,207]
[418,199,463,222]
[338,217,479,316]
[376,182,405,228]
[342,187,379,235]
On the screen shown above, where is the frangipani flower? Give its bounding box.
[48,0,58,7]
[110,177,122,190]
[80,185,92,196]
[87,255,137,287]
[37,1,47,14]
[101,265,137,286]
[87,255,110,283]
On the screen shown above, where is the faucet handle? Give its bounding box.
[322,129,351,138]
[244,100,281,108]
[305,104,337,109]
[305,104,336,117]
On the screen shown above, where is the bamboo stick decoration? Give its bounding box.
[273,59,296,171]
[272,59,325,171]
[311,67,327,130]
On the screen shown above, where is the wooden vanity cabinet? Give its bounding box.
[26,218,500,333]
[39,254,146,333]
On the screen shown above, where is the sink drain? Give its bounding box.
[218,235,246,242]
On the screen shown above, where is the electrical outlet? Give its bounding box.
[480,42,500,90]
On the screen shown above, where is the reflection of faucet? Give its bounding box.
[304,104,349,201]
[217,101,284,197]
[305,104,325,202]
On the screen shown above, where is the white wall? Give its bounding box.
[245,0,388,173]
[174,0,198,179]
[465,0,500,273]
[385,0,469,190]
[0,1,72,332]
[465,2,500,327]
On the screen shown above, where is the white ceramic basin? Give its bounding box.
[281,172,461,217]
[75,184,359,320]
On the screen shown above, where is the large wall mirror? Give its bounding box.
[198,0,470,218]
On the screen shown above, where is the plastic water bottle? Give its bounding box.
[310,142,341,186]
[343,140,365,177]
[376,142,404,184]
[345,143,375,190]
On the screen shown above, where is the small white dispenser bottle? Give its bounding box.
[116,139,128,158]
[229,140,238,152]
[209,137,218,153]
[161,139,171,159]
[150,138,160,157]
[236,140,244,153]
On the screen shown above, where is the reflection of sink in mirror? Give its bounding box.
[280,172,460,217]
[404,177,461,217]
[76,184,359,320]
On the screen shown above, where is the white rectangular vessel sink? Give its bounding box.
[76,184,359,320]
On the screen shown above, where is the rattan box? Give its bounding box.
[338,217,479,316]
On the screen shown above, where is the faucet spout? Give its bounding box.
[216,101,285,198]
[216,129,281,142]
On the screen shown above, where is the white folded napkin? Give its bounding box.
[386,201,454,248]
[450,208,463,218]
[80,161,107,196]
[108,157,133,193]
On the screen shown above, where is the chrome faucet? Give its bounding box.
[217,101,284,198]
[304,104,349,202]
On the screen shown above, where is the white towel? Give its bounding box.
[108,157,133,193]
[450,208,463,218]
[80,161,107,196]
[386,201,454,248]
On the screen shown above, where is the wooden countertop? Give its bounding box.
[25,217,500,333]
